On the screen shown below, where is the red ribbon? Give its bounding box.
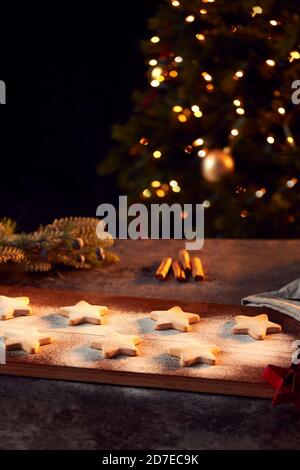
[263,363,300,408]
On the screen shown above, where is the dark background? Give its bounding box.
[0,2,159,231]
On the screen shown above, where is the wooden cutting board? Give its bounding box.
[0,285,298,398]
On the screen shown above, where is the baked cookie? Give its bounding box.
[91,332,141,358]
[59,300,108,326]
[150,306,200,332]
[169,341,219,367]
[232,313,281,340]
[0,327,52,354]
[0,295,32,320]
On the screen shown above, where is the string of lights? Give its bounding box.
[101,0,300,236]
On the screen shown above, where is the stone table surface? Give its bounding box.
[1,239,300,450]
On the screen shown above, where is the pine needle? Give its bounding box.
[0,217,118,272]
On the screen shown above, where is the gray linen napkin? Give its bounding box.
[242,278,300,322]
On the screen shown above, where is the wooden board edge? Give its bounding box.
[0,362,274,399]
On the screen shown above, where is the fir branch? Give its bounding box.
[0,217,118,272]
[0,246,25,264]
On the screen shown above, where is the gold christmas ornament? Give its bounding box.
[201,149,235,183]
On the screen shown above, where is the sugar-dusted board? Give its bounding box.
[0,285,298,398]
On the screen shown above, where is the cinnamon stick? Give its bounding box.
[191,256,204,281]
[155,257,172,280]
[178,249,192,274]
[172,260,187,282]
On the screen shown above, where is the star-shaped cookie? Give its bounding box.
[0,327,52,354]
[232,314,281,340]
[150,306,200,332]
[91,332,141,358]
[59,300,108,326]
[169,341,219,367]
[0,295,32,320]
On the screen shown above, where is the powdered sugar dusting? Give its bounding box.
[3,301,298,384]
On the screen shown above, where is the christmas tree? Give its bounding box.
[100,0,300,237]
